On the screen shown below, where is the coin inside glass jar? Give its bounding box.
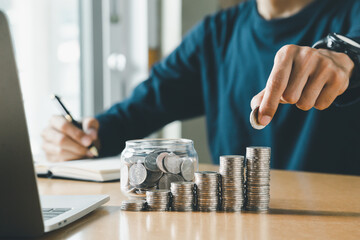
[156,152,169,173]
[181,158,195,181]
[145,151,161,172]
[129,163,147,185]
[163,153,182,174]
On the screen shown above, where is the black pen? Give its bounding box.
[51,94,99,157]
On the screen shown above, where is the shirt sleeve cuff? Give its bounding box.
[95,112,126,158]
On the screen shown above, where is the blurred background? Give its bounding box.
[0,0,242,163]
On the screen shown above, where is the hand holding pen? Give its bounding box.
[41,95,100,162]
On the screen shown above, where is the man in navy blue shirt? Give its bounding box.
[42,0,360,175]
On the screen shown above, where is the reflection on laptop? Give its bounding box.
[0,11,109,238]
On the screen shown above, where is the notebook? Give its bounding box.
[34,157,121,182]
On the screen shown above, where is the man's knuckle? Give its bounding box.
[282,92,299,104]
[276,45,295,62]
[280,44,296,54]
[329,71,346,87]
[269,75,285,90]
[319,55,332,65]
[313,50,323,59]
[296,102,312,111]
[336,70,347,82]
[314,102,328,110]
[319,61,335,75]
[302,47,314,58]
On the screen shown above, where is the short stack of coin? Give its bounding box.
[146,189,171,211]
[121,199,146,211]
[170,182,196,211]
[245,147,271,212]
[194,171,220,212]
[219,155,244,212]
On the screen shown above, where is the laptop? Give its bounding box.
[0,11,109,238]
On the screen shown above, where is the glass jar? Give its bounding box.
[120,139,199,198]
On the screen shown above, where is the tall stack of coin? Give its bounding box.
[146,189,171,211]
[245,147,271,212]
[219,155,244,212]
[121,199,146,211]
[194,171,220,211]
[170,182,196,211]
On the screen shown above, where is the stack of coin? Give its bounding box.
[120,199,146,211]
[170,181,196,211]
[146,189,171,211]
[245,147,271,212]
[194,171,220,212]
[219,155,244,212]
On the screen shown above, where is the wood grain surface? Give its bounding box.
[38,164,360,240]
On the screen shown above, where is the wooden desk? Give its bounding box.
[38,164,360,240]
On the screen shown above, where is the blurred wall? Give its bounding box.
[181,0,218,164]
[181,0,218,36]
[180,0,244,164]
[219,0,243,9]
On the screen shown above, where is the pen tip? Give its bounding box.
[89,146,99,157]
[50,94,56,100]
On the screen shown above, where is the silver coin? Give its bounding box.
[145,151,161,172]
[145,170,163,186]
[123,149,134,158]
[250,106,266,130]
[156,152,169,173]
[129,163,147,185]
[163,153,182,174]
[121,199,146,211]
[181,158,195,181]
[125,156,146,164]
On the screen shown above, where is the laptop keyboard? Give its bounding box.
[42,208,71,221]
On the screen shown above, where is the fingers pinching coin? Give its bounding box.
[250,106,266,130]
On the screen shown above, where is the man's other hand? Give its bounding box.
[251,45,355,127]
[41,116,99,162]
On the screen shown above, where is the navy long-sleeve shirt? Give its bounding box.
[96,0,360,175]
